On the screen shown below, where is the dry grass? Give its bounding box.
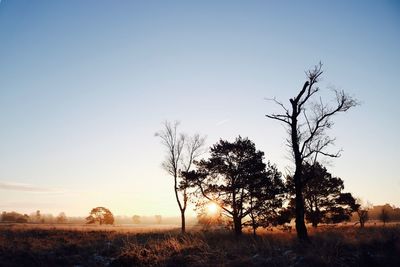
[0,223,399,266]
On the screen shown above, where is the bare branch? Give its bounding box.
[182,134,206,172]
[156,120,206,233]
[265,63,359,241]
[265,114,291,125]
[300,90,358,156]
[265,97,290,115]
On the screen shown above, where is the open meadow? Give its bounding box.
[0,223,399,267]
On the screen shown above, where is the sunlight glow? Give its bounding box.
[206,202,219,215]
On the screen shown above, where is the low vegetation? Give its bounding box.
[0,224,398,266]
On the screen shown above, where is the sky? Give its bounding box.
[0,0,399,217]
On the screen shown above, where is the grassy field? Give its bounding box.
[0,224,399,266]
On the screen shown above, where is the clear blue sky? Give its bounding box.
[0,0,399,217]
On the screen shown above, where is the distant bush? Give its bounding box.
[132,215,141,224]
[1,211,29,223]
[56,212,67,224]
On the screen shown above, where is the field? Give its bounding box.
[0,224,399,267]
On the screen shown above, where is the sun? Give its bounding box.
[206,202,219,215]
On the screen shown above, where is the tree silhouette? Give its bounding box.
[154,215,162,224]
[184,136,284,236]
[86,207,114,225]
[1,211,29,223]
[354,198,371,228]
[287,162,356,227]
[265,63,358,241]
[35,210,41,223]
[132,215,141,224]
[246,162,286,236]
[357,209,369,228]
[379,206,390,226]
[156,121,205,233]
[56,212,67,224]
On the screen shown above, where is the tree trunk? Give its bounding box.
[173,174,186,234]
[252,216,257,237]
[180,209,186,234]
[291,103,309,242]
[294,170,309,241]
[311,212,318,228]
[233,217,242,236]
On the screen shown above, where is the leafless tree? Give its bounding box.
[354,198,372,228]
[155,121,205,233]
[266,63,358,241]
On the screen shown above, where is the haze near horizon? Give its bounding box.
[0,0,399,217]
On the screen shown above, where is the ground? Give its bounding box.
[0,223,399,266]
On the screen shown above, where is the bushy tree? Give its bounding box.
[246,162,286,236]
[185,136,284,236]
[287,162,356,227]
[86,207,114,225]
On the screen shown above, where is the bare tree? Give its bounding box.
[354,198,371,228]
[266,63,358,241]
[155,121,205,233]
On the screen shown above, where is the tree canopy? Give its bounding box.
[185,136,285,236]
[286,162,356,227]
[86,207,114,225]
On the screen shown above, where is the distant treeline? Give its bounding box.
[351,204,400,222]
[2,204,400,225]
[0,210,68,224]
[0,211,200,225]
